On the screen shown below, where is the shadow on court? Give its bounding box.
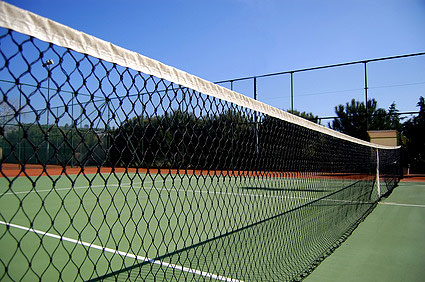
[241,186,330,192]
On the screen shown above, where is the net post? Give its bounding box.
[376,148,381,198]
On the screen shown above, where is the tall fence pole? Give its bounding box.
[18,81,22,169]
[290,72,294,113]
[364,62,369,130]
[253,77,257,100]
[46,70,50,163]
[254,77,259,156]
[71,94,74,168]
[42,59,54,164]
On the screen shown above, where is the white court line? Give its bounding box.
[378,201,425,208]
[2,179,162,196]
[0,220,243,282]
[4,176,375,206]
[2,177,287,199]
[2,174,304,196]
[6,176,419,208]
[3,178,364,204]
[3,176,210,195]
[3,182,144,195]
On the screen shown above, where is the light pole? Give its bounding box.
[42,59,54,164]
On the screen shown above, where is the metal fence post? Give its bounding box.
[364,62,369,130]
[290,72,294,113]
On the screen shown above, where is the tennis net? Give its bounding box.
[0,2,401,281]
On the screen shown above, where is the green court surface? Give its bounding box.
[0,172,375,281]
[305,181,425,282]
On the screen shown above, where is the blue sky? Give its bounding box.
[5,0,425,120]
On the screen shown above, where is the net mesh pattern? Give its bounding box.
[0,28,401,281]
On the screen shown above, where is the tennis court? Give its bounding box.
[0,168,379,281]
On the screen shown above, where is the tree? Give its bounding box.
[109,109,255,170]
[330,99,401,141]
[402,96,425,172]
[387,102,402,131]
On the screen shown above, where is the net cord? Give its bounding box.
[0,1,399,150]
